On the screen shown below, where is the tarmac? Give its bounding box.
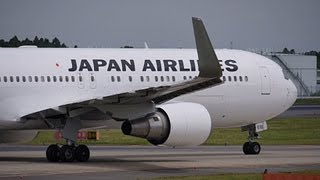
[0,145,319,179]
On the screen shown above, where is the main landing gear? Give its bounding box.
[241,124,262,155]
[46,144,90,162]
[46,118,90,162]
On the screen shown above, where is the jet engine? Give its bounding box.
[0,130,38,144]
[121,102,212,146]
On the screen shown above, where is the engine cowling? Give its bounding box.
[121,102,212,146]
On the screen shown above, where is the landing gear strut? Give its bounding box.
[46,144,90,162]
[46,118,90,162]
[242,124,261,155]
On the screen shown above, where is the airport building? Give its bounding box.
[264,53,317,97]
[317,70,320,92]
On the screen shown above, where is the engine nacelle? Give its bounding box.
[121,102,212,146]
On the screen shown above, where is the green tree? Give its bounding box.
[1,36,70,48]
[52,37,61,47]
[8,36,21,47]
[43,38,50,47]
[0,39,6,47]
[33,36,40,46]
[21,38,33,45]
[289,49,295,54]
[121,45,134,48]
[282,47,289,54]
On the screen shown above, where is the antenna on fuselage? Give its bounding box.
[144,42,149,49]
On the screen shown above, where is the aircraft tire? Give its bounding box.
[242,142,251,154]
[59,145,75,162]
[250,142,261,154]
[75,145,90,162]
[46,144,60,162]
[243,142,261,155]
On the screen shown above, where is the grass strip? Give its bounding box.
[30,117,320,145]
[156,170,320,180]
[294,98,320,105]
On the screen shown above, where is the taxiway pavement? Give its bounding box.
[0,145,319,179]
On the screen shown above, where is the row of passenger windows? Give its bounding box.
[111,75,249,83]
[111,75,194,82]
[0,75,79,83]
[0,75,249,83]
[222,76,249,82]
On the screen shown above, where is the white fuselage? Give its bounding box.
[0,48,297,130]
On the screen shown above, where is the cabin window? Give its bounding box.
[245,76,248,82]
[128,76,132,82]
[239,76,243,82]
[59,76,63,82]
[22,76,26,82]
[234,76,237,82]
[35,76,39,82]
[166,76,170,82]
[183,76,187,80]
[16,76,20,82]
[71,76,75,82]
[189,76,192,79]
[160,76,164,82]
[172,76,176,82]
[90,75,94,82]
[140,76,144,82]
[66,76,69,82]
[47,76,51,82]
[111,76,115,82]
[53,76,57,82]
[28,76,32,82]
[228,76,232,81]
[117,76,120,82]
[146,76,150,82]
[222,76,226,82]
[78,75,83,82]
[155,76,158,82]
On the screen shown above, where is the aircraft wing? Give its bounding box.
[105,17,223,104]
[23,17,223,121]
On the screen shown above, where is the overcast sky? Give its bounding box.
[0,0,319,52]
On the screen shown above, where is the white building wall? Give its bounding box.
[265,54,317,96]
[279,55,317,94]
[316,70,320,92]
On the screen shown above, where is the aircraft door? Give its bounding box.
[78,73,85,89]
[89,73,96,89]
[259,66,271,95]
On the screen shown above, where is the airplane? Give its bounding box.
[0,17,297,162]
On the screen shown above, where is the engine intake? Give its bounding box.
[121,102,212,146]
